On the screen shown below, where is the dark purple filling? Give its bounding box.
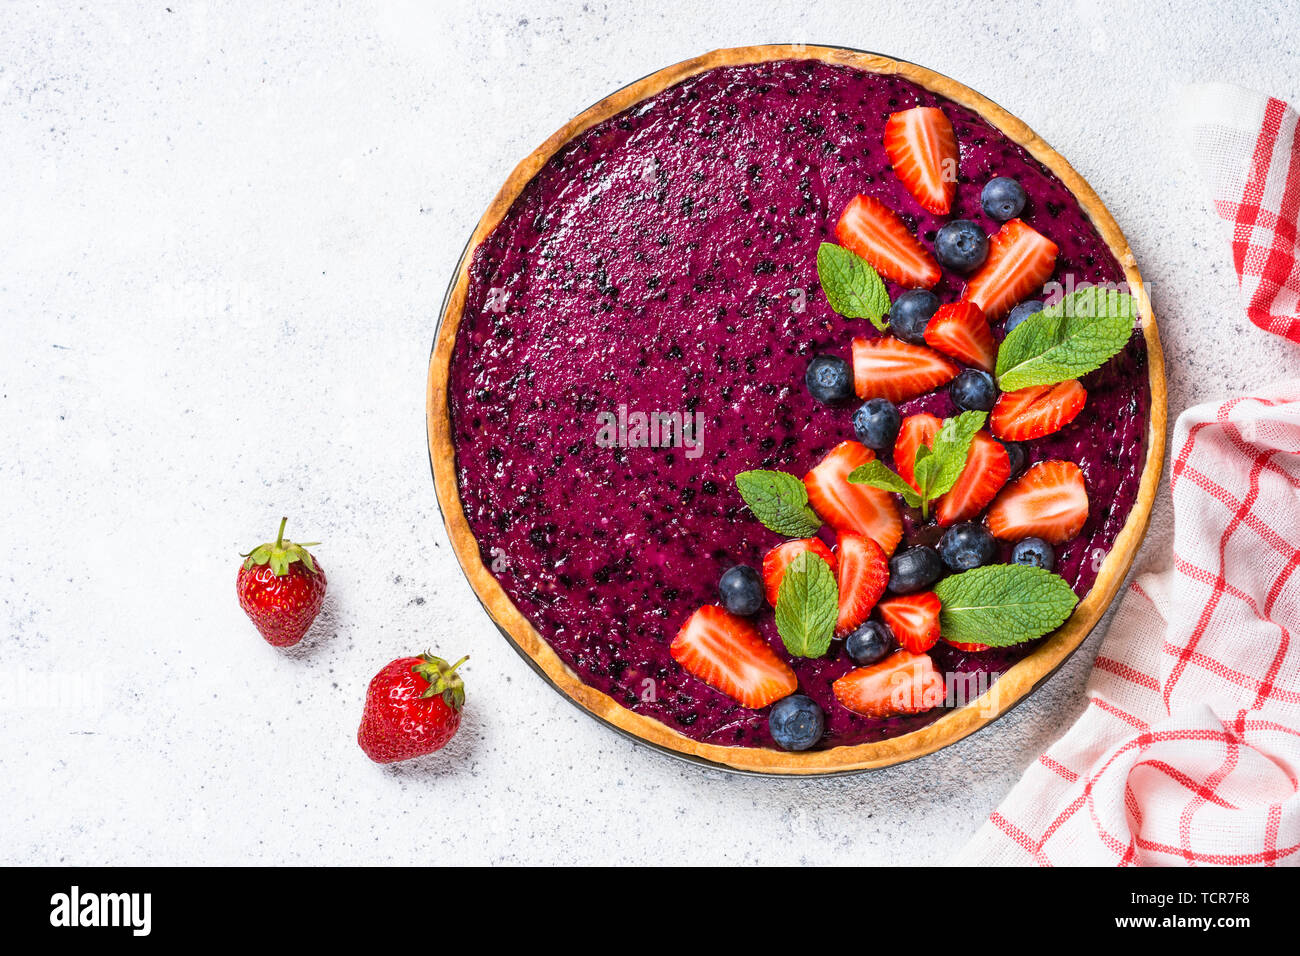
[448,60,1149,750]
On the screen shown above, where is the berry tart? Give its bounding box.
[428,46,1165,773]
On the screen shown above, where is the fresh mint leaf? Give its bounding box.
[735,469,822,537]
[914,410,986,502]
[995,288,1137,392]
[774,550,838,658]
[933,564,1079,647]
[848,460,922,508]
[816,242,891,332]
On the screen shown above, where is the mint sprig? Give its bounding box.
[995,288,1137,392]
[933,564,1078,647]
[848,411,986,519]
[774,550,838,658]
[735,470,823,537]
[816,242,890,332]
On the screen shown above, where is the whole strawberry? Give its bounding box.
[237,517,326,647]
[358,653,468,763]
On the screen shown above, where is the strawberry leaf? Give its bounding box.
[774,551,838,658]
[816,242,891,332]
[735,470,823,537]
[934,564,1078,647]
[995,288,1136,392]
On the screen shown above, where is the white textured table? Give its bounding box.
[4,1,1299,866]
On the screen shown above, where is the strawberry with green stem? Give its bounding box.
[358,653,469,763]
[237,517,326,647]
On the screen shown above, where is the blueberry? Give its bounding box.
[933,220,988,273]
[805,355,854,405]
[999,439,1028,476]
[939,523,998,572]
[1005,299,1044,334]
[950,368,997,412]
[853,398,901,450]
[982,177,1028,221]
[768,694,825,751]
[887,546,943,594]
[890,289,940,344]
[718,565,764,616]
[1012,537,1056,570]
[845,620,895,666]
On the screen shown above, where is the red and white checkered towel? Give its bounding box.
[955,85,1300,866]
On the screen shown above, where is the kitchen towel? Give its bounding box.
[955,84,1300,865]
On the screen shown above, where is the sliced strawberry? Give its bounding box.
[923,301,996,371]
[804,440,904,555]
[961,219,1059,320]
[935,431,1011,526]
[991,380,1087,441]
[878,591,942,654]
[836,194,941,288]
[671,605,797,709]
[944,638,992,652]
[883,107,958,215]
[833,532,890,637]
[851,337,958,404]
[894,413,941,492]
[832,649,945,718]
[986,459,1089,545]
[761,538,837,608]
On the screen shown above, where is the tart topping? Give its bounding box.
[851,335,959,403]
[1011,536,1056,570]
[834,531,890,637]
[924,300,997,372]
[833,649,946,718]
[762,537,838,608]
[935,430,1011,526]
[887,546,944,595]
[986,459,1089,544]
[962,218,1059,320]
[773,549,839,658]
[934,219,989,274]
[670,605,798,709]
[805,354,856,405]
[850,410,985,521]
[889,288,941,344]
[938,522,999,573]
[844,619,896,666]
[816,242,891,332]
[991,380,1088,440]
[894,412,941,492]
[994,288,1137,391]
[735,469,823,538]
[852,397,902,451]
[883,106,959,215]
[981,176,1028,221]
[878,591,943,653]
[804,440,904,555]
[769,694,827,751]
[718,564,765,616]
[933,564,1078,647]
[950,368,998,412]
[836,193,942,288]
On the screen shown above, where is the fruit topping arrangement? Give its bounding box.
[669,106,1140,751]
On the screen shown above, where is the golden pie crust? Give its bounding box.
[426,45,1168,774]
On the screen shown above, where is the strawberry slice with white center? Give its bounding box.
[986,459,1089,544]
[833,649,945,718]
[836,194,942,288]
[851,337,958,404]
[935,431,1011,525]
[961,218,1059,320]
[761,537,838,608]
[883,107,959,215]
[991,380,1088,441]
[878,591,942,654]
[923,301,996,371]
[804,440,904,555]
[893,412,941,492]
[833,532,890,637]
[670,605,797,709]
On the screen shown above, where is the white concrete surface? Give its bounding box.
[3,0,1299,865]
